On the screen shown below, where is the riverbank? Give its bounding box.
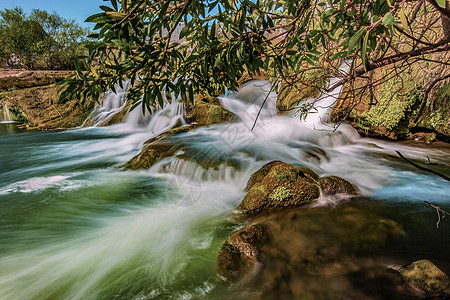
[0,70,94,130]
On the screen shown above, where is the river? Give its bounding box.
[0,81,449,299]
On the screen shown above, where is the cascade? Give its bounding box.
[83,82,186,134]
[1,103,13,123]
[82,81,132,127]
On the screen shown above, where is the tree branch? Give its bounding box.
[396,151,450,181]
[412,72,450,123]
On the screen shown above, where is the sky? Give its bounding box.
[1,0,106,28]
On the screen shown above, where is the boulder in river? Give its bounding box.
[239,161,358,214]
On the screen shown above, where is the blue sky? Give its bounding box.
[1,0,105,28]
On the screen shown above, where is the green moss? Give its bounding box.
[8,106,27,123]
[399,260,449,295]
[269,166,298,183]
[360,75,417,131]
[416,82,450,135]
[269,186,292,201]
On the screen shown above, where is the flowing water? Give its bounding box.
[0,81,449,299]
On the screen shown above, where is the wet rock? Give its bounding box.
[409,132,437,144]
[318,176,359,196]
[239,161,320,214]
[398,260,449,295]
[184,94,235,126]
[217,225,266,281]
[240,161,359,214]
[123,142,177,170]
[122,125,196,170]
[100,101,132,126]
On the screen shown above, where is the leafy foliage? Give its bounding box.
[0,7,91,70]
[60,0,450,114]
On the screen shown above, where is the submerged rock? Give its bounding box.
[318,176,359,196]
[217,203,406,296]
[217,225,266,281]
[399,260,449,295]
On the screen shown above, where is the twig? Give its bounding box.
[51,104,63,117]
[396,151,450,181]
[424,201,450,228]
[251,81,277,131]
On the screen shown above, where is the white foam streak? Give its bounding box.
[0,181,243,299]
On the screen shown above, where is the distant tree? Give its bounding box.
[30,9,91,69]
[0,7,91,70]
[0,7,46,69]
[60,0,450,122]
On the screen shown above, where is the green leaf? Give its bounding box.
[348,28,365,52]
[382,12,395,26]
[179,24,190,40]
[400,7,410,33]
[85,13,107,23]
[330,51,348,60]
[362,30,370,70]
[210,21,216,40]
[436,0,446,8]
[100,6,115,12]
[110,0,118,11]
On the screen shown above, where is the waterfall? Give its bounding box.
[1,103,13,123]
[82,81,132,127]
[83,82,186,134]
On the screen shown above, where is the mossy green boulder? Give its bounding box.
[239,161,319,214]
[240,161,359,214]
[399,260,449,295]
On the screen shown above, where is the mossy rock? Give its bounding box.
[184,94,235,126]
[239,161,320,214]
[123,142,177,170]
[217,224,266,281]
[240,161,361,214]
[6,105,27,122]
[399,260,449,295]
[318,176,359,196]
[122,124,197,170]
